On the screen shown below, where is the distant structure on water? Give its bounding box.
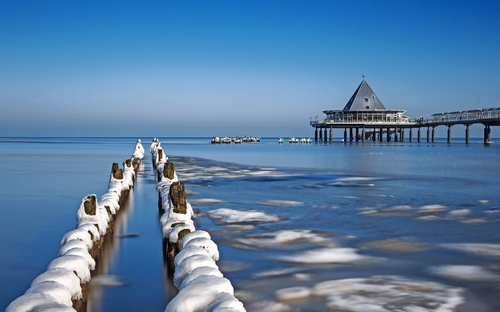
[323,78,408,125]
[311,78,500,144]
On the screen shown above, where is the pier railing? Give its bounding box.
[432,107,500,123]
[310,119,417,127]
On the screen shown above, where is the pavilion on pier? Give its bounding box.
[321,78,408,124]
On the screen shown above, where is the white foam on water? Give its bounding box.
[276,247,373,264]
[429,265,500,281]
[208,208,281,224]
[313,275,463,312]
[246,300,291,312]
[448,209,471,217]
[441,243,500,257]
[365,238,428,252]
[256,200,303,206]
[329,182,375,187]
[460,218,486,224]
[358,207,378,216]
[217,261,252,273]
[418,204,447,213]
[188,198,225,205]
[417,215,441,221]
[225,224,255,231]
[336,177,380,182]
[275,286,311,302]
[479,199,491,204]
[252,267,305,279]
[386,205,413,211]
[231,230,334,249]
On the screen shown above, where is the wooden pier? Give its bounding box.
[311,107,500,144]
[311,79,499,144]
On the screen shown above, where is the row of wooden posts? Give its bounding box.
[6,141,145,312]
[150,138,246,312]
[315,124,493,144]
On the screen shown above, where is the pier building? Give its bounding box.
[311,79,500,144]
[311,78,411,143]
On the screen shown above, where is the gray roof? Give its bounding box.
[342,80,386,111]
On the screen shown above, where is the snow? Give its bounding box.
[31,304,76,312]
[60,247,95,271]
[207,208,281,224]
[204,292,246,312]
[77,223,100,242]
[181,230,212,248]
[48,254,92,283]
[76,195,104,231]
[132,140,145,159]
[60,229,93,250]
[165,276,234,312]
[429,265,500,280]
[99,195,119,215]
[162,219,194,239]
[31,303,76,312]
[277,247,371,264]
[161,206,194,225]
[180,266,224,289]
[173,254,219,288]
[169,223,196,243]
[182,237,220,261]
[6,293,75,312]
[32,268,82,300]
[26,281,73,306]
[123,160,136,187]
[59,239,89,254]
[174,245,210,267]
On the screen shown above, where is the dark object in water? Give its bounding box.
[117,233,141,238]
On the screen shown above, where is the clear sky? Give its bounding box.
[1,0,499,137]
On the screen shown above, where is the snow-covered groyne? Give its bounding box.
[150,138,246,312]
[6,140,145,312]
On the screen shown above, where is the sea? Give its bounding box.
[1,136,500,312]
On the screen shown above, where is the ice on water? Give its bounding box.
[207,208,281,224]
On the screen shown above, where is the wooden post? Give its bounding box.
[465,124,470,143]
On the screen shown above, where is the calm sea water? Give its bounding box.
[1,137,499,311]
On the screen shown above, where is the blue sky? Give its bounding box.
[1,0,499,137]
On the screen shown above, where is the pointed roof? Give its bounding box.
[342,79,386,111]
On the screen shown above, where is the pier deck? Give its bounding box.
[311,107,500,143]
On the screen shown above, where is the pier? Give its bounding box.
[310,80,500,144]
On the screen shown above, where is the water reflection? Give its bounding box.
[85,183,135,311]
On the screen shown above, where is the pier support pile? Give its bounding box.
[6,140,145,312]
[150,138,246,312]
